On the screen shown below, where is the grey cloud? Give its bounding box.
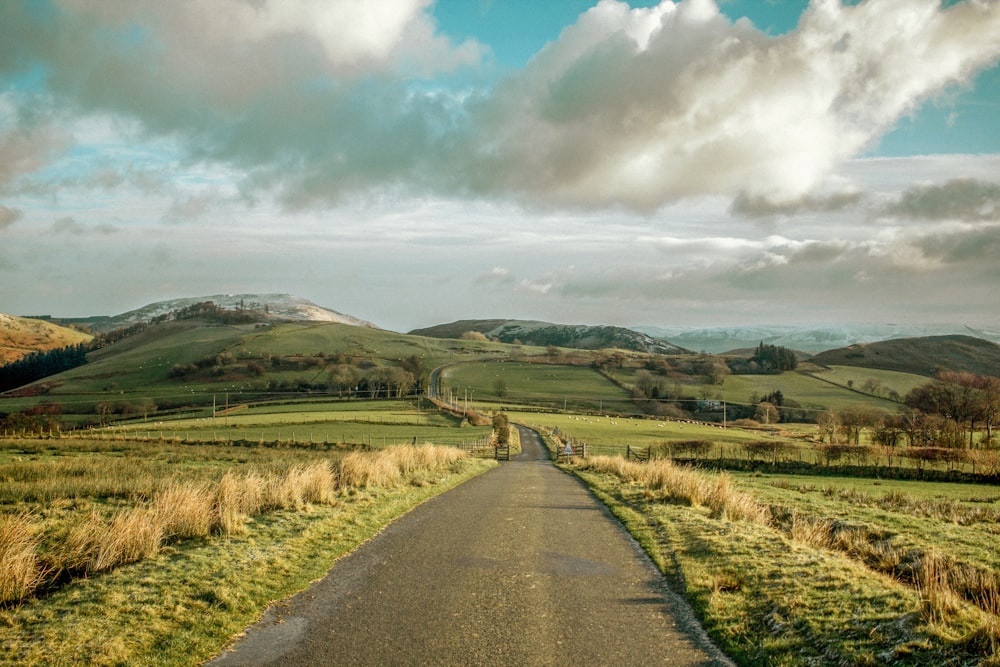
[885,178,1000,221]
[730,190,865,218]
[914,223,1000,269]
[51,216,120,235]
[0,123,70,189]
[161,191,224,224]
[0,205,22,229]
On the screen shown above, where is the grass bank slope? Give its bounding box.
[0,314,92,364]
[812,335,1000,378]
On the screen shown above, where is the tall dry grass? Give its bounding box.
[0,513,44,606]
[57,508,164,575]
[336,445,464,492]
[156,482,214,539]
[338,449,403,490]
[1,445,470,605]
[573,455,768,523]
[918,551,967,626]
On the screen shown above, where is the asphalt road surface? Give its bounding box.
[208,427,732,666]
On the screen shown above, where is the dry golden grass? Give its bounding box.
[335,445,462,491]
[1,444,469,606]
[56,507,164,575]
[156,482,214,539]
[575,455,769,524]
[918,551,967,627]
[338,449,403,490]
[218,472,248,532]
[0,512,43,605]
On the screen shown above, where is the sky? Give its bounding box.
[1,0,999,333]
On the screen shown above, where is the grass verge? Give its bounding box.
[562,455,1000,666]
[0,447,494,666]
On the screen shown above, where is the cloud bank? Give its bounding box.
[1,0,999,212]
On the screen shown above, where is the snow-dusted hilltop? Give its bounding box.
[93,294,376,332]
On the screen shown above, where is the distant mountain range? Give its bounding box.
[409,319,689,355]
[634,324,1000,355]
[54,294,377,333]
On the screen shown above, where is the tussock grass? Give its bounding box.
[156,481,214,539]
[0,513,43,606]
[337,444,464,492]
[1,443,469,606]
[214,470,258,536]
[57,508,164,575]
[575,455,768,523]
[918,551,967,628]
[338,449,403,490]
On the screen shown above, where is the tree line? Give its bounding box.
[0,343,89,392]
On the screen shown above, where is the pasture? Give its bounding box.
[441,361,634,413]
[92,399,493,448]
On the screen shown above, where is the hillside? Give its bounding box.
[0,313,93,364]
[409,319,690,355]
[810,335,1000,378]
[62,294,376,333]
[636,323,1000,354]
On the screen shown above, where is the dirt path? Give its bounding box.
[208,427,732,666]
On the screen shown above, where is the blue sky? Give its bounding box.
[0,1,999,331]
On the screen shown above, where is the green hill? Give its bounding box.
[409,319,690,355]
[5,317,998,431]
[0,319,525,416]
[810,335,1000,378]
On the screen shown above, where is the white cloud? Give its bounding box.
[457,0,1000,209]
[3,1,997,211]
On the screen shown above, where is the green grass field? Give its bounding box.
[441,361,634,413]
[716,370,901,413]
[808,364,929,397]
[84,399,492,448]
[564,453,1000,666]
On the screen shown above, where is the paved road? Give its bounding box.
[208,427,732,666]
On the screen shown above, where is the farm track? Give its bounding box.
[208,427,731,666]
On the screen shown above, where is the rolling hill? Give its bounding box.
[409,319,690,355]
[0,313,93,364]
[810,335,1000,378]
[636,323,1000,354]
[61,293,377,333]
